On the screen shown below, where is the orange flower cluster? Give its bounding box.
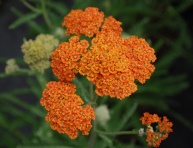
[62,7,104,37]
[40,81,95,139]
[123,36,156,84]
[140,112,173,147]
[79,33,138,99]
[51,36,89,81]
[79,33,156,99]
[60,7,156,100]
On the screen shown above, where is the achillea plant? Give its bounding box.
[38,7,173,147]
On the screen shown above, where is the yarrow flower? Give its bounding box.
[5,58,20,75]
[140,112,173,147]
[21,34,59,74]
[40,81,95,139]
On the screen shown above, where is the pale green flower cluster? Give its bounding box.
[5,58,20,75]
[21,34,59,74]
[95,105,110,127]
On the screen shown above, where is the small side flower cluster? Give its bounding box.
[140,112,173,147]
[5,58,20,75]
[40,81,95,139]
[21,34,59,73]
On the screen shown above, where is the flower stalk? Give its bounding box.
[41,0,52,29]
[20,0,41,13]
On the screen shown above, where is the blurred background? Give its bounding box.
[0,0,193,147]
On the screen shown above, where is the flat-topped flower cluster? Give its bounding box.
[51,7,156,100]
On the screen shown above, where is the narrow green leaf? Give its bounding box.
[47,1,69,15]
[27,78,42,98]
[156,48,181,69]
[107,100,126,130]
[153,39,165,52]
[1,103,36,126]
[98,134,113,147]
[0,112,10,130]
[169,110,193,132]
[73,77,90,103]
[10,88,31,95]
[9,12,41,29]
[129,17,149,36]
[115,102,138,131]
[137,75,188,96]
[135,97,169,111]
[0,94,45,118]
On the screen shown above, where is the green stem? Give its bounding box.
[35,74,48,90]
[41,0,52,29]
[95,129,138,136]
[90,82,98,106]
[88,82,97,148]
[20,0,41,13]
[0,69,36,78]
[88,120,97,148]
[19,69,36,75]
[90,82,94,101]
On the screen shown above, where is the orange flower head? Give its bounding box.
[123,36,156,84]
[40,81,95,139]
[140,112,161,125]
[40,81,78,111]
[79,32,138,99]
[62,7,104,37]
[51,36,89,81]
[140,112,173,147]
